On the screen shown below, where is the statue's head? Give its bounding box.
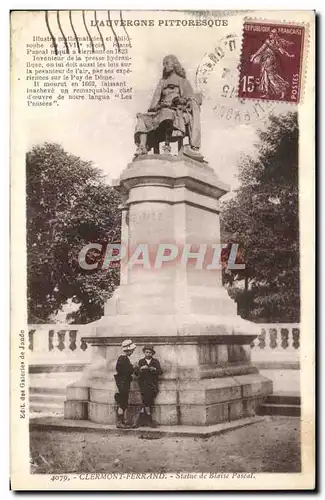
[162,55,186,79]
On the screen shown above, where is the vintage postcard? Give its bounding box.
[10,9,315,490]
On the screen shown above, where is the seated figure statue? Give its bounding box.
[134,54,203,161]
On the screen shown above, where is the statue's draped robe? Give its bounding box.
[135,73,201,150]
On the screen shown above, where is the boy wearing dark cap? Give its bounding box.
[135,345,163,428]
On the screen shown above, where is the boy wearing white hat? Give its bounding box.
[114,339,137,428]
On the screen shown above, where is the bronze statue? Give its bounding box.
[134,55,203,161]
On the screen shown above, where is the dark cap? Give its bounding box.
[142,345,156,355]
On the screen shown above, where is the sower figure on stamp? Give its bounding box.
[250,28,295,99]
[114,339,137,428]
[134,55,203,161]
[134,345,163,428]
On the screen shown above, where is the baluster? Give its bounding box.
[250,335,258,349]
[292,328,300,350]
[28,329,35,351]
[69,330,77,351]
[48,330,54,351]
[57,330,66,351]
[80,337,88,351]
[269,328,277,349]
[281,328,289,349]
[258,329,266,349]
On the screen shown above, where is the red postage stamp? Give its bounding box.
[238,21,305,103]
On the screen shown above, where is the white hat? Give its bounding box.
[121,339,136,351]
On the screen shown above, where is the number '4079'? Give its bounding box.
[241,75,255,92]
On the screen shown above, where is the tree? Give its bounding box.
[220,112,300,322]
[26,143,121,324]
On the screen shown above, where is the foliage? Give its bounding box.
[26,143,121,324]
[220,112,300,322]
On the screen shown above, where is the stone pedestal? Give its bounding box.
[65,154,272,426]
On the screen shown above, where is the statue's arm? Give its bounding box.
[182,78,202,107]
[278,46,295,58]
[148,79,164,111]
[182,78,195,99]
[250,41,267,61]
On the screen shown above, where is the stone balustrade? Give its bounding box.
[27,323,300,369]
[250,323,300,368]
[28,324,94,367]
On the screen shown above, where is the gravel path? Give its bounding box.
[30,416,300,474]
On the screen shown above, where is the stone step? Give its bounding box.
[257,403,300,417]
[30,411,64,419]
[29,372,82,385]
[29,386,66,395]
[29,363,90,374]
[29,393,66,403]
[29,384,66,415]
[30,401,64,414]
[266,394,300,406]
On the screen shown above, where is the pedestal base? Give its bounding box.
[64,337,273,427]
[65,373,272,426]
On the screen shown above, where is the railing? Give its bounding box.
[27,323,300,367]
[250,323,300,367]
[28,324,95,365]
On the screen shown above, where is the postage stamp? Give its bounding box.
[196,33,277,127]
[238,21,306,103]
